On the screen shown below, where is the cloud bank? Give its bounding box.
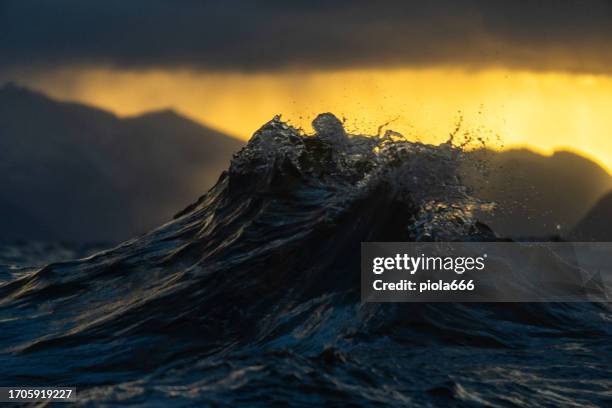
[1,0,611,73]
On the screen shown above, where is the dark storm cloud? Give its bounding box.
[1,0,612,73]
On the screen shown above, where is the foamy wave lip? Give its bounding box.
[227,112,495,241]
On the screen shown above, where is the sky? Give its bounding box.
[2,0,612,170]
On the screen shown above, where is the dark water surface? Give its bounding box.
[0,116,610,406]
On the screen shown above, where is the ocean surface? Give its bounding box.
[0,114,610,407]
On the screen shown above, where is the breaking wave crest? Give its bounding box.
[0,114,610,406]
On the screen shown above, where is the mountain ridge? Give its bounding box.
[462,147,612,238]
[570,191,612,241]
[0,83,244,243]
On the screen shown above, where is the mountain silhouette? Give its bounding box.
[0,83,244,243]
[570,191,612,241]
[463,148,612,238]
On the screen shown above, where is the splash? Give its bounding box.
[225,112,495,241]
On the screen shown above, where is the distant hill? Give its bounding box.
[0,83,244,243]
[463,148,612,238]
[570,192,612,241]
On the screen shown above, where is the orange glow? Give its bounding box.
[18,66,612,172]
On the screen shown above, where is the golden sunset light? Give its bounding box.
[20,67,612,171]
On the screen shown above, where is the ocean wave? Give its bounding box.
[0,114,610,406]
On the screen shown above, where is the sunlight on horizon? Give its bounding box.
[15,66,612,172]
